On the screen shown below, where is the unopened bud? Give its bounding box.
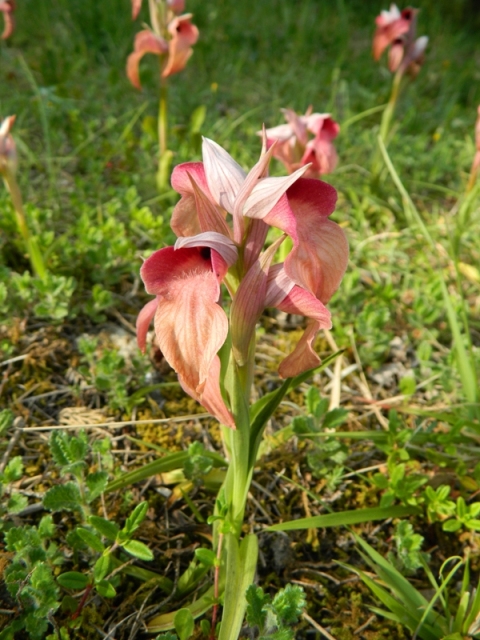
[0,115,18,177]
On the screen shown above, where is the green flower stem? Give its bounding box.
[371,70,403,181]
[158,77,168,159]
[2,172,47,281]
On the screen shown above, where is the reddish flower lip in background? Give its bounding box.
[373,4,428,76]
[127,13,199,88]
[137,137,348,426]
[262,108,340,179]
[0,0,15,40]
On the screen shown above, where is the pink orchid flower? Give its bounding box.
[131,0,184,20]
[127,13,198,89]
[137,137,348,426]
[263,108,340,179]
[0,115,17,176]
[373,5,427,76]
[0,0,14,39]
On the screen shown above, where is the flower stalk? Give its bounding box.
[0,116,47,281]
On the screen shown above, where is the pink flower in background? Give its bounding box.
[131,0,185,21]
[0,115,17,176]
[373,5,428,76]
[127,14,199,88]
[263,108,340,179]
[0,0,14,39]
[137,137,348,425]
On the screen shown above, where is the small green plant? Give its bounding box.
[245,583,306,639]
[291,387,349,490]
[348,533,480,640]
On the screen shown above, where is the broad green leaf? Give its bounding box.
[3,456,24,483]
[88,516,120,541]
[95,579,116,598]
[76,527,105,553]
[43,482,82,512]
[7,493,28,514]
[194,548,216,567]
[266,505,419,531]
[86,471,109,501]
[57,571,89,590]
[174,609,195,640]
[122,540,154,561]
[93,555,111,582]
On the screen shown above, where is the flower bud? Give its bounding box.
[0,115,18,177]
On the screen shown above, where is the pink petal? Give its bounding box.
[283,108,309,146]
[186,171,233,237]
[274,286,332,378]
[278,319,322,379]
[179,357,235,428]
[388,39,405,72]
[131,0,142,20]
[242,165,308,220]
[232,142,275,243]
[162,14,199,78]
[264,264,295,308]
[127,30,168,90]
[301,135,338,175]
[202,138,246,214]
[263,178,348,303]
[372,11,411,61]
[141,247,228,393]
[136,298,158,352]
[171,162,211,237]
[167,0,185,14]
[175,232,238,266]
[0,0,14,40]
[230,235,285,366]
[154,272,228,393]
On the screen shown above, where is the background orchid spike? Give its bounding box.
[137,135,348,426]
[127,14,198,88]
[262,108,340,179]
[0,115,18,177]
[373,5,427,76]
[0,0,14,39]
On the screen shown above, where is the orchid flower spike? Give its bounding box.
[136,136,348,427]
[127,13,199,88]
[373,5,427,76]
[262,108,340,179]
[0,115,17,177]
[0,0,15,39]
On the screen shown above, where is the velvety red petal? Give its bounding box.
[282,178,348,302]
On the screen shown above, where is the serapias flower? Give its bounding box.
[263,108,340,179]
[137,136,348,426]
[373,5,427,76]
[0,115,17,177]
[0,0,14,39]
[127,9,198,89]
